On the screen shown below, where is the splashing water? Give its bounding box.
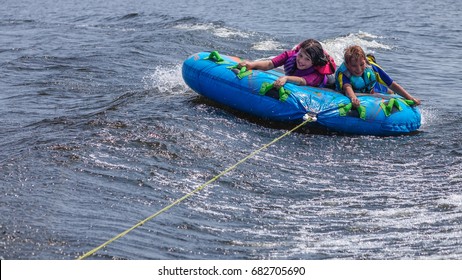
[174,23,253,38]
[322,31,392,65]
[142,64,189,94]
[251,40,285,51]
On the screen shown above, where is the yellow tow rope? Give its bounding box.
[77,116,315,260]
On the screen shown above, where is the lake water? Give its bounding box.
[1,0,461,259]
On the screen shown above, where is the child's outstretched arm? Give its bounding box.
[238,60,274,71]
[274,76,306,88]
[343,84,361,107]
[389,82,421,105]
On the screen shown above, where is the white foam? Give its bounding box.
[322,31,392,65]
[174,23,252,38]
[419,107,439,126]
[88,152,133,170]
[142,63,189,94]
[438,194,462,208]
[251,40,284,51]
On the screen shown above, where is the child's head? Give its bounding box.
[344,45,367,76]
[297,39,328,69]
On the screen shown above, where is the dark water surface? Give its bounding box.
[1,0,461,259]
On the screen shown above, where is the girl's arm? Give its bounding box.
[238,60,274,71]
[274,76,306,88]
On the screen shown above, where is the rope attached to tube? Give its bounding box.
[77,116,315,260]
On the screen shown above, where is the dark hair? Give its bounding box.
[300,39,328,66]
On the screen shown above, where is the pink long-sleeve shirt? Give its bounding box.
[271,49,324,86]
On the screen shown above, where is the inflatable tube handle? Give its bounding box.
[259,82,290,102]
[380,98,403,117]
[206,51,225,63]
[278,87,290,102]
[404,99,416,106]
[259,82,273,95]
[338,103,353,116]
[357,105,366,120]
[338,103,366,120]
[227,64,252,79]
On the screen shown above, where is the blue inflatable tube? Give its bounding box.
[182,51,421,136]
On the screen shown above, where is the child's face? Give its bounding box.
[346,57,367,76]
[296,49,314,70]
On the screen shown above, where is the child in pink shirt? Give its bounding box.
[238,39,336,88]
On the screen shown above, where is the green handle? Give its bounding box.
[237,66,252,79]
[259,82,290,102]
[339,103,366,120]
[278,87,289,102]
[380,98,404,117]
[227,64,252,79]
[404,99,415,106]
[207,51,224,62]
